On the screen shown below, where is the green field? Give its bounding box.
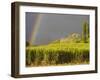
[26,42,89,67]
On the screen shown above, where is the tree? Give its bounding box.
[82,22,89,43]
[26,41,30,47]
[86,23,89,38]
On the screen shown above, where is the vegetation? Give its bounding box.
[26,21,90,67]
[26,43,89,66]
[82,22,89,43]
[26,41,30,47]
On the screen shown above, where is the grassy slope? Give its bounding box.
[27,42,89,51]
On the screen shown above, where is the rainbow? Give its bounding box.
[29,14,42,45]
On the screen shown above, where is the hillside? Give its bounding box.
[51,33,81,44]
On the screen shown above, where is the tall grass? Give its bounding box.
[26,43,89,67]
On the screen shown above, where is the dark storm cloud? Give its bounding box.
[26,12,89,45]
[26,12,38,42]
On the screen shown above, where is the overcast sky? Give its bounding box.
[26,12,89,45]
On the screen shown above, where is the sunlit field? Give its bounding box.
[26,42,89,67]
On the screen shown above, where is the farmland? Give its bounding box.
[26,42,89,67]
